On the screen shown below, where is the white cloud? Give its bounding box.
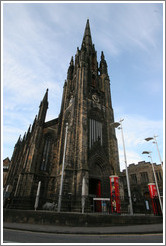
[114,114,163,171]
[118,149,142,171]
[92,2,163,57]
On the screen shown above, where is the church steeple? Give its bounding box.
[81,19,93,53]
[5,19,120,211]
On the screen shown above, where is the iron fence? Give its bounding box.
[3,193,161,215]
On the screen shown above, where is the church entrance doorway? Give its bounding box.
[89,178,101,212]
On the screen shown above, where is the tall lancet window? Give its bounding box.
[89,119,102,149]
[40,136,51,171]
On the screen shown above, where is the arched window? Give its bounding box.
[40,136,52,171]
[89,118,102,149]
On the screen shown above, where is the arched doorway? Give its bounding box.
[89,178,101,197]
[89,178,101,212]
[88,154,112,212]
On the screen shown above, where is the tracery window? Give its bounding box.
[40,136,52,171]
[89,118,102,149]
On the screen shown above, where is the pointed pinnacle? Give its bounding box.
[23,132,26,141]
[40,89,48,107]
[70,56,74,66]
[33,115,37,126]
[81,19,92,50]
[101,51,105,60]
[44,88,48,100]
[27,124,31,133]
[16,135,21,144]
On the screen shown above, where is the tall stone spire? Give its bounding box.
[81,19,93,53]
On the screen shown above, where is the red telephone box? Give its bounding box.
[148,183,161,215]
[109,175,120,213]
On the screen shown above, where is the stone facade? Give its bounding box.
[4,20,120,211]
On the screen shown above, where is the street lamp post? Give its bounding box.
[142,151,163,214]
[34,181,41,211]
[58,122,69,212]
[145,135,163,170]
[110,119,133,215]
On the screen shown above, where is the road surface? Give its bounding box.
[3,228,163,244]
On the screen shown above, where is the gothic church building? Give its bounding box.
[4,20,120,211]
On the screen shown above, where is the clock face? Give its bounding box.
[92,94,99,103]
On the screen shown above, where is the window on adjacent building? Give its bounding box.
[140,172,149,183]
[156,171,162,181]
[130,174,137,184]
[89,119,102,149]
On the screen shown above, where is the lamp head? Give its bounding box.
[142,151,152,155]
[145,137,153,141]
[110,122,121,128]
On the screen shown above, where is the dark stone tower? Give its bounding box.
[54,19,120,209]
[4,20,120,211]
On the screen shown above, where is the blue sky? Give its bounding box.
[2,1,164,171]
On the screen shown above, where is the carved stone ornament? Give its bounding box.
[92,94,99,103]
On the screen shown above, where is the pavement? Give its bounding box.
[3,222,163,235]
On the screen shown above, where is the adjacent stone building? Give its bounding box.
[4,20,120,211]
[120,161,163,214]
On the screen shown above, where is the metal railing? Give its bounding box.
[3,194,162,216]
